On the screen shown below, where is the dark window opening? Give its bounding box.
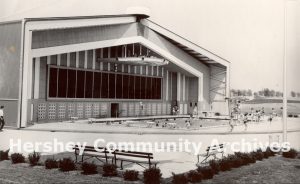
[49,67,58,97]
[67,69,76,98]
[101,73,108,98]
[108,73,115,98]
[93,72,101,98]
[129,75,135,99]
[122,75,129,99]
[76,70,85,98]
[48,66,162,100]
[85,71,93,98]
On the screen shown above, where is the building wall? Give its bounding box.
[25,22,215,123]
[0,21,22,126]
[29,50,193,122]
[209,65,228,115]
[141,26,211,112]
[31,23,139,49]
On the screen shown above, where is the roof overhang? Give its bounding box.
[141,19,230,68]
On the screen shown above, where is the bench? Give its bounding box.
[196,144,224,165]
[73,145,113,164]
[113,150,159,170]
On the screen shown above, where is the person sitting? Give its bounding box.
[185,120,191,129]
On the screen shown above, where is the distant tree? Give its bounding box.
[237,90,242,96]
[258,90,264,96]
[230,89,236,96]
[270,90,275,97]
[246,89,252,96]
[253,92,258,98]
[291,91,296,98]
[297,92,300,98]
[242,90,247,96]
[275,91,282,97]
[263,88,271,97]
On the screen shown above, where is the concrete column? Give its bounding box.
[67,53,70,67]
[57,54,61,66]
[75,52,79,68]
[151,66,154,76]
[33,57,40,99]
[92,49,96,70]
[84,50,88,69]
[47,56,50,65]
[21,30,32,127]
[182,75,185,101]
[177,72,181,102]
[166,70,169,101]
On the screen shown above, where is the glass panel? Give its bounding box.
[57,68,67,98]
[96,49,102,59]
[141,77,146,99]
[85,71,93,98]
[103,47,109,58]
[135,76,141,99]
[126,44,133,57]
[134,43,140,56]
[49,67,58,97]
[110,46,116,58]
[129,75,135,99]
[117,45,123,57]
[122,75,129,99]
[116,74,123,98]
[76,70,85,98]
[156,78,162,99]
[67,69,76,98]
[151,77,157,99]
[101,73,108,98]
[93,72,101,98]
[146,77,151,99]
[108,73,116,98]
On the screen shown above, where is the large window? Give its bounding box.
[76,70,85,98]
[57,68,67,97]
[49,68,58,97]
[67,69,76,98]
[48,66,162,100]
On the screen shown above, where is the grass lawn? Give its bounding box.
[0,151,299,183]
[200,156,300,184]
[0,159,141,184]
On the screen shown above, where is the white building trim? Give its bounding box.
[26,16,136,31]
[33,57,40,99]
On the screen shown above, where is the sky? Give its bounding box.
[0,0,299,94]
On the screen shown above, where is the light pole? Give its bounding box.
[282,0,297,142]
[283,0,288,143]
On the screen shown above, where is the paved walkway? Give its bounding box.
[0,118,299,178]
[24,117,300,134]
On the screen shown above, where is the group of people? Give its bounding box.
[229,101,279,132]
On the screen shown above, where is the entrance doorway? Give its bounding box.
[111,103,119,118]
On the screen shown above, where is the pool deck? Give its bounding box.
[21,117,300,135]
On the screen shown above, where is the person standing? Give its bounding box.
[0,106,4,130]
[243,112,249,131]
